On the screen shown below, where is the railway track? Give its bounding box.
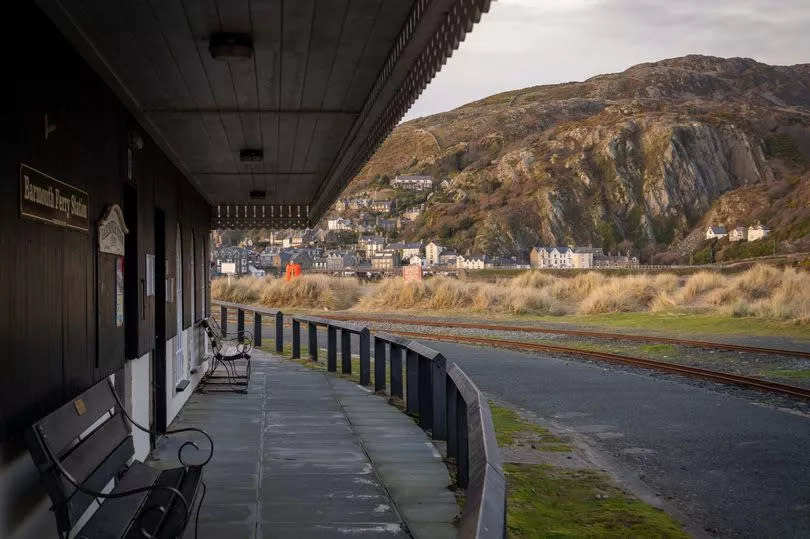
[217,311,810,400]
[385,329,810,401]
[321,314,810,360]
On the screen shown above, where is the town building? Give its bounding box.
[438,250,458,266]
[530,247,597,269]
[747,223,771,241]
[729,227,748,242]
[386,242,423,259]
[327,251,359,270]
[402,206,423,221]
[327,217,353,231]
[213,246,258,275]
[370,199,395,213]
[706,226,728,240]
[375,217,397,231]
[371,251,400,270]
[391,174,435,191]
[358,236,386,258]
[425,241,445,266]
[347,198,371,210]
[409,255,426,267]
[456,254,491,270]
[593,254,640,268]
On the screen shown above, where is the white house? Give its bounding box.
[706,226,728,240]
[409,255,426,267]
[747,223,771,241]
[327,217,352,231]
[530,247,594,269]
[425,241,444,266]
[391,174,434,191]
[402,206,423,221]
[456,254,490,270]
[729,227,748,242]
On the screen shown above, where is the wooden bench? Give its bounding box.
[200,317,253,393]
[26,377,212,539]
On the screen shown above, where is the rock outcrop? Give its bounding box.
[344,56,810,260]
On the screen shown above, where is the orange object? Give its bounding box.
[285,262,302,281]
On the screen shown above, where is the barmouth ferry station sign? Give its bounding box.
[19,164,89,232]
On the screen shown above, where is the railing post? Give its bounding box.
[308,322,318,362]
[292,319,300,359]
[327,326,337,372]
[457,395,469,489]
[220,305,228,334]
[254,312,262,347]
[374,337,386,393]
[406,348,419,416]
[341,329,351,375]
[431,353,447,440]
[418,354,433,429]
[390,344,403,399]
[446,375,458,458]
[237,308,245,342]
[359,329,370,386]
[275,312,283,353]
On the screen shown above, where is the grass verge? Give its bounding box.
[505,464,687,538]
[488,403,686,538]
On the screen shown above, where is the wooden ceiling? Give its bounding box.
[38,0,492,228]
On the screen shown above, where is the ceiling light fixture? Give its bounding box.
[240,149,264,162]
[209,33,254,60]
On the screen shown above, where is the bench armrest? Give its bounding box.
[107,380,214,467]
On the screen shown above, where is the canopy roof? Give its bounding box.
[39,0,492,228]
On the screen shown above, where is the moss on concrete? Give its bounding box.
[505,463,688,539]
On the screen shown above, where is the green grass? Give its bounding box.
[531,312,810,340]
[488,402,686,538]
[489,403,569,450]
[758,369,810,380]
[505,464,688,539]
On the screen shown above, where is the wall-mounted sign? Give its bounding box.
[19,164,89,232]
[115,258,125,327]
[145,254,155,296]
[402,264,423,282]
[98,204,129,256]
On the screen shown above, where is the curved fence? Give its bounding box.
[212,300,506,538]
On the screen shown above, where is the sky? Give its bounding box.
[402,0,810,120]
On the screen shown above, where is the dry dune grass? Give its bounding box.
[212,274,364,310]
[212,265,810,323]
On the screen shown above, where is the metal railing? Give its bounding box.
[211,300,506,538]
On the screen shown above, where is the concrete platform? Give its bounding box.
[150,349,458,538]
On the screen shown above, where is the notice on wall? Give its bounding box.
[98,204,128,256]
[146,254,155,296]
[116,257,124,327]
[19,164,89,232]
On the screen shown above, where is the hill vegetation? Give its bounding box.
[339,55,810,263]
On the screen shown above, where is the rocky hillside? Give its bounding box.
[343,55,810,262]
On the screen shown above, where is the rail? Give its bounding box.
[210,300,506,538]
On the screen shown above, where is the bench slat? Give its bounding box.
[74,461,161,539]
[35,379,118,457]
[63,435,135,532]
